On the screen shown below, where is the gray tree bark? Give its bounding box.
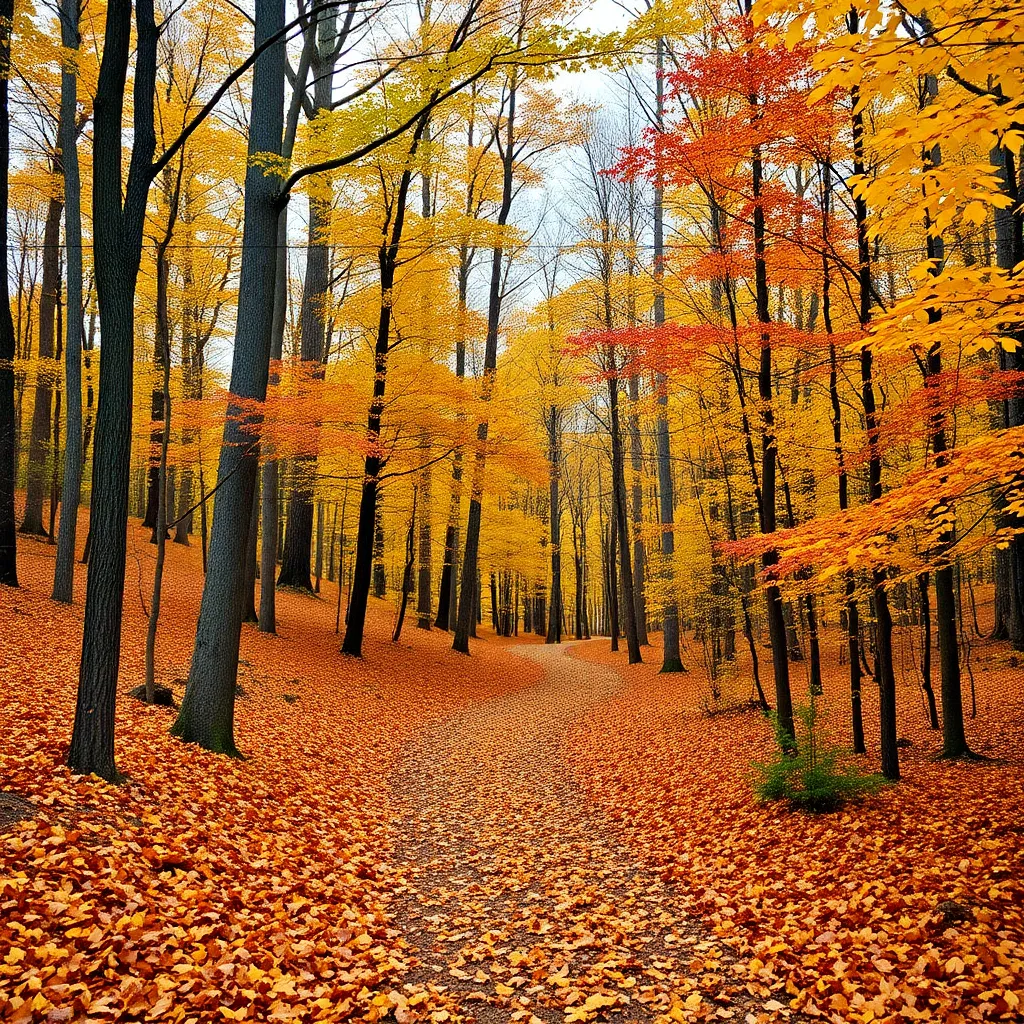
[67,0,158,781]
[172,0,285,754]
[0,0,16,585]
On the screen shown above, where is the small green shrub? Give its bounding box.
[752,701,883,812]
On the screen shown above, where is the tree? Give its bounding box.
[259,8,318,633]
[0,0,16,587]
[340,109,432,658]
[453,53,576,654]
[277,3,344,590]
[67,0,158,780]
[172,0,286,754]
[51,0,85,604]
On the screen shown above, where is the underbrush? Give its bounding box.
[752,700,884,812]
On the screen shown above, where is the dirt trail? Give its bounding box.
[387,642,746,1023]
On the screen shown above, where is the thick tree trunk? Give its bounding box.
[278,478,316,589]
[992,144,1024,649]
[875,575,899,780]
[921,74,972,760]
[314,500,324,591]
[171,0,285,755]
[174,468,193,544]
[342,476,379,655]
[0,0,16,586]
[68,0,158,781]
[258,213,286,632]
[372,503,386,598]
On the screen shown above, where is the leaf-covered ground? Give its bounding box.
[2,522,1023,1024]
[565,643,1024,1023]
[1,522,542,1024]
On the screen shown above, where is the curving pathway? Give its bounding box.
[386,642,752,1023]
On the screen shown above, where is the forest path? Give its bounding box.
[387,642,746,1023]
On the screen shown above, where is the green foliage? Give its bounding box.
[753,701,883,813]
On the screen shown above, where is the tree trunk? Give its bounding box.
[68,0,158,781]
[417,463,432,628]
[651,35,685,672]
[608,370,642,663]
[920,72,972,760]
[372,502,386,598]
[341,118,429,657]
[145,287,172,702]
[142,252,169,537]
[258,15,315,631]
[875,575,899,779]
[314,499,323,592]
[848,29,896,776]
[453,74,518,655]
[242,469,260,623]
[174,468,193,544]
[21,193,63,536]
[277,11,337,590]
[627,375,648,646]
[918,572,940,728]
[52,0,84,601]
[342,477,380,655]
[533,589,546,637]
[416,135,433,630]
[992,142,1024,650]
[749,61,792,741]
[392,488,416,643]
[608,509,619,650]
[546,406,562,644]
[0,0,16,586]
[171,0,285,755]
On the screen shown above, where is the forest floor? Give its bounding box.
[1,514,1023,1024]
